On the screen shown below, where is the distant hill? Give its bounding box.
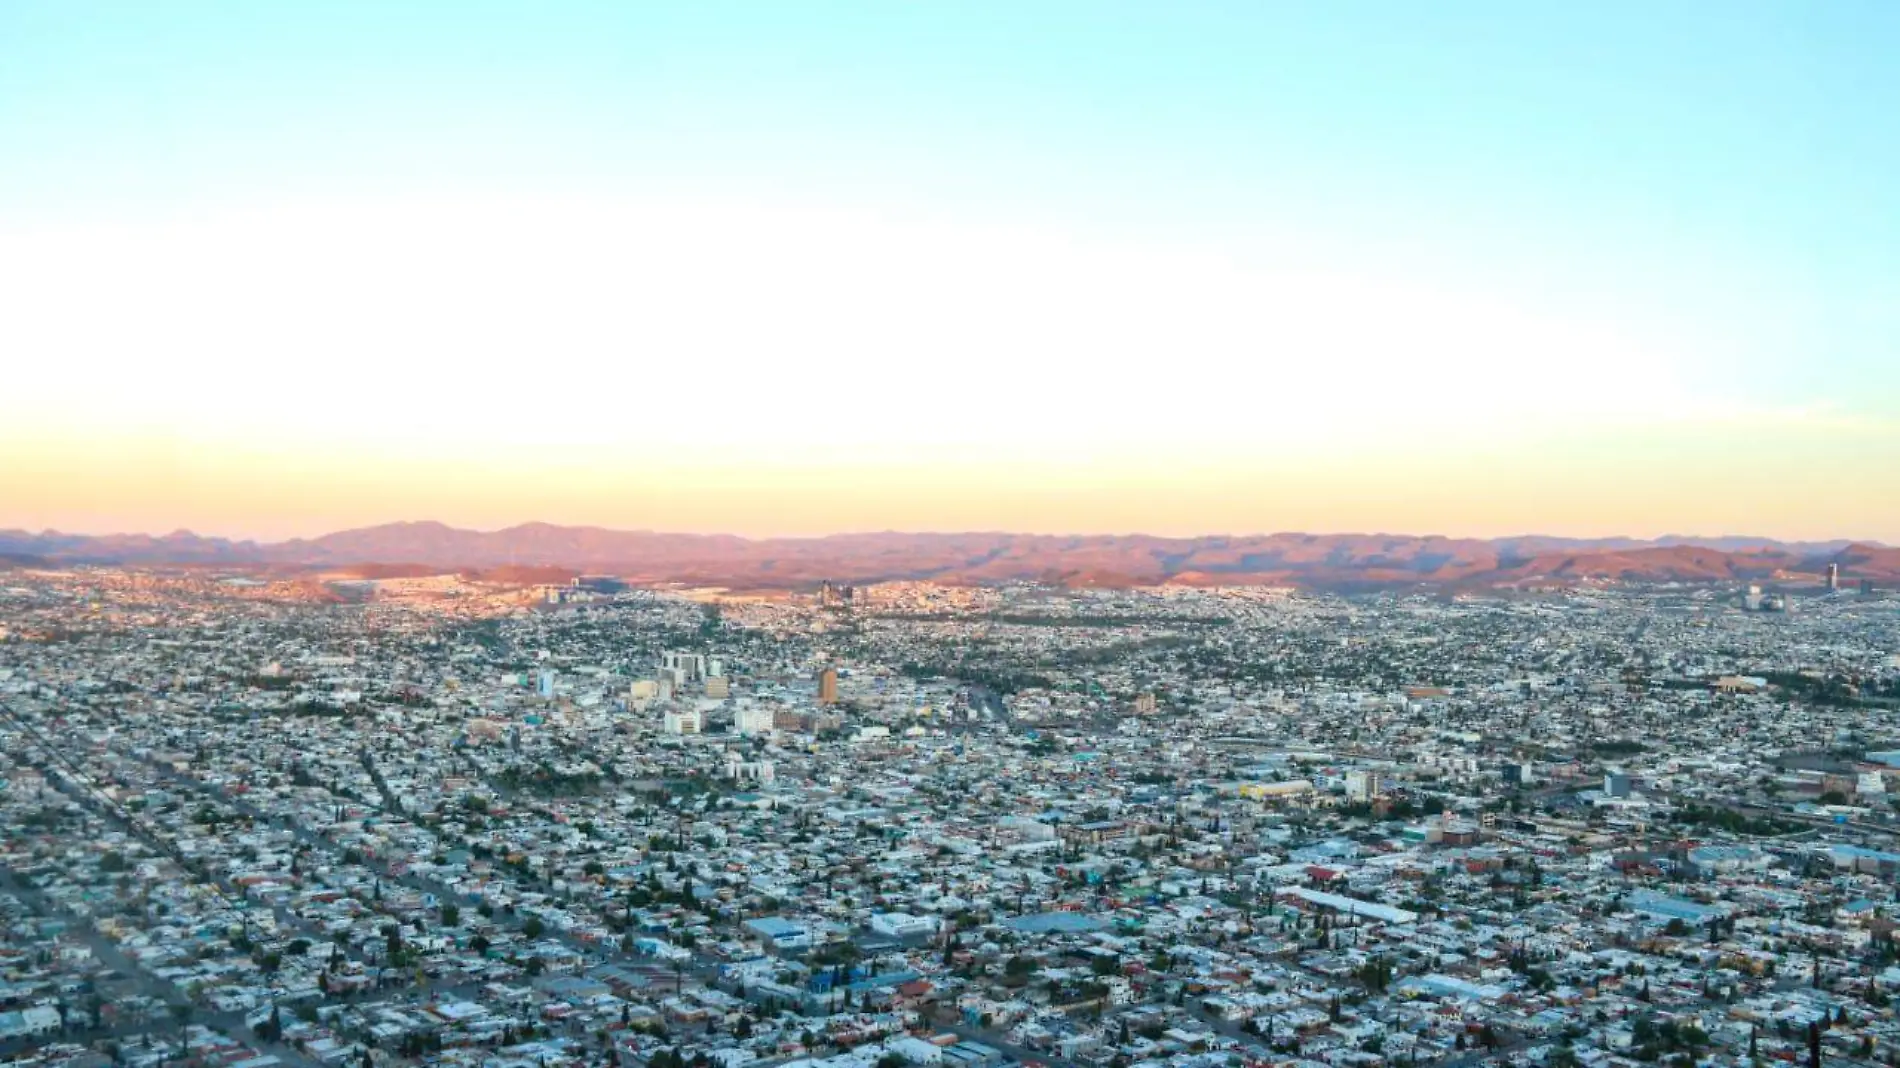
[0,522,1892,590]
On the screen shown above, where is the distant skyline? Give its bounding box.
[4,2,1897,542]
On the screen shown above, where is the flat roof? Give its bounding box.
[1627,891,1725,922]
[1398,974,1503,1001]
[744,916,808,937]
[1277,886,1418,925]
[1003,912,1110,934]
[1830,844,1900,863]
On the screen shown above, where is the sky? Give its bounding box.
[2,1,1896,542]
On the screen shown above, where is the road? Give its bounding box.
[128,745,1504,1068]
[1,861,322,1067]
[1658,791,1898,840]
[127,747,702,972]
[132,744,1099,1064]
[116,738,1737,1068]
[360,747,408,814]
[39,731,1813,1068]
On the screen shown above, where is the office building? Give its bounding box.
[536,669,557,699]
[661,650,707,682]
[818,666,839,705]
[1604,772,1632,799]
[724,756,775,784]
[735,706,776,736]
[817,581,858,609]
[1345,770,1377,803]
[1828,563,1841,591]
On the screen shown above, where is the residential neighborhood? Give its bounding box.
[2,567,1898,1068]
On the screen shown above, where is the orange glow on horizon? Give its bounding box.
[4,421,1895,543]
[4,196,1896,544]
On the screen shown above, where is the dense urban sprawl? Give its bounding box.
[3,570,1899,1068]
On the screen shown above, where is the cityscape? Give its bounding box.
[4,3,1898,1068]
[1,561,1898,1068]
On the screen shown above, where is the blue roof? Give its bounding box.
[1399,974,1504,1001]
[1628,891,1724,923]
[1688,845,1758,862]
[744,917,807,937]
[1831,844,1900,863]
[847,969,920,993]
[1003,912,1109,934]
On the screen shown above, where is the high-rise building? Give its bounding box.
[817,581,863,609]
[818,667,839,705]
[1827,563,1841,591]
[1345,770,1377,802]
[704,676,731,699]
[1603,772,1632,798]
[536,669,557,699]
[735,705,776,736]
[660,650,707,681]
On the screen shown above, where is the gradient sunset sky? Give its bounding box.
[3,2,1896,542]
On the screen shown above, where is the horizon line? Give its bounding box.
[3,518,1891,549]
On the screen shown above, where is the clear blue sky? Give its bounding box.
[2,2,1896,538]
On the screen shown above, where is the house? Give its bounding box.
[0,1005,62,1039]
[885,1036,946,1064]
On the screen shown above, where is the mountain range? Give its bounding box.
[2,522,1895,591]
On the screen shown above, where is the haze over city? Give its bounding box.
[3,2,1897,541]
